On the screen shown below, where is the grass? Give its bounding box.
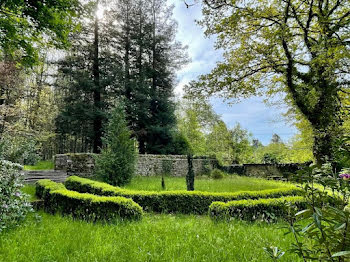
[0,212,301,262]
[12,178,300,262]
[23,160,54,171]
[21,185,37,201]
[123,175,291,193]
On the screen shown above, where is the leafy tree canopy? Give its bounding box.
[0,0,82,65]
[188,0,350,164]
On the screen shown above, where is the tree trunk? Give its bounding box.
[93,4,102,153]
[124,3,131,116]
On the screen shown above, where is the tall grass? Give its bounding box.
[123,175,290,193]
[0,212,301,262]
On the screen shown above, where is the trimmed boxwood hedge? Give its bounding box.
[35,180,143,221]
[65,176,303,215]
[209,196,306,221]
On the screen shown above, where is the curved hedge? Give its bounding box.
[209,196,306,221]
[36,180,143,221]
[65,176,303,215]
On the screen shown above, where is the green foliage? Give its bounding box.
[0,0,82,66]
[0,160,32,232]
[167,131,191,155]
[177,108,207,155]
[94,105,137,186]
[263,246,285,261]
[0,135,40,165]
[210,169,224,180]
[161,159,173,175]
[262,153,279,164]
[35,180,143,221]
[334,134,350,169]
[65,176,303,215]
[250,133,314,164]
[209,196,305,222]
[177,97,254,164]
[283,164,350,261]
[193,0,350,164]
[35,179,66,201]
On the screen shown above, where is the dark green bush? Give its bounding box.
[35,180,143,221]
[209,196,305,221]
[94,104,137,186]
[65,176,303,215]
[211,169,224,179]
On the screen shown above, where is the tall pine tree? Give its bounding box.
[55,0,188,154]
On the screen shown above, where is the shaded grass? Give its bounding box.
[123,175,291,193]
[21,185,37,201]
[23,160,54,171]
[0,212,301,262]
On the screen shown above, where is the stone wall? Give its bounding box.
[54,154,218,177]
[55,153,309,179]
[220,162,311,180]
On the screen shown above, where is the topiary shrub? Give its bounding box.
[186,154,195,191]
[209,196,306,221]
[65,176,304,215]
[94,104,137,186]
[0,160,32,232]
[36,180,143,221]
[211,169,224,179]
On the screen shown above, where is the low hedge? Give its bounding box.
[35,180,143,221]
[209,196,306,221]
[65,176,303,215]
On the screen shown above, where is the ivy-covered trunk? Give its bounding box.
[308,83,341,165]
[312,127,337,165]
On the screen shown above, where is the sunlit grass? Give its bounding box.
[123,175,291,193]
[0,212,301,262]
[14,177,301,261]
[23,160,54,171]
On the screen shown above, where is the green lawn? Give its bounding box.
[21,185,37,201]
[123,175,291,193]
[0,212,301,262]
[10,177,300,262]
[23,160,54,171]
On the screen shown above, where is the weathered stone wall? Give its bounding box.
[54,154,218,177]
[220,163,310,180]
[55,153,309,178]
[55,153,95,177]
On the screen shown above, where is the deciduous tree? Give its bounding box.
[189,0,350,164]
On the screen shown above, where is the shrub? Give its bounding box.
[0,135,40,165]
[209,196,305,221]
[0,160,32,232]
[36,180,143,221]
[65,176,303,215]
[35,179,65,201]
[283,164,350,261]
[211,169,224,180]
[94,104,137,186]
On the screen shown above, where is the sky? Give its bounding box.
[169,0,297,145]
